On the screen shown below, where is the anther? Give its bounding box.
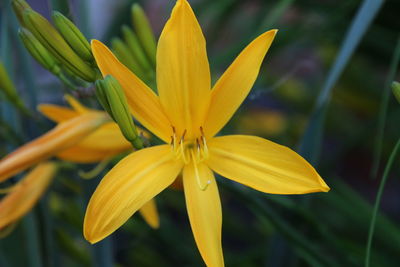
[200,126,205,136]
[180,129,187,143]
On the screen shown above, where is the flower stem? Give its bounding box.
[365,137,400,267]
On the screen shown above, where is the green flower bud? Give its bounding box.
[11,0,32,27]
[131,4,156,65]
[23,10,96,82]
[0,61,27,112]
[94,79,113,119]
[111,37,146,79]
[392,81,400,104]
[52,11,93,62]
[95,75,143,149]
[18,28,61,75]
[121,25,152,75]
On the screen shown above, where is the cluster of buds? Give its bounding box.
[111,4,157,88]
[11,0,158,150]
[12,0,97,86]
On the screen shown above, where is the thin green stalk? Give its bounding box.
[298,0,385,163]
[365,137,400,267]
[371,35,400,178]
[57,72,78,91]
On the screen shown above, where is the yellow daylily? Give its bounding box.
[0,96,159,228]
[85,0,329,266]
[38,95,133,163]
[0,162,57,230]
[0,106,109,183]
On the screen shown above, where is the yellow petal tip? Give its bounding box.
[318,176,330,192]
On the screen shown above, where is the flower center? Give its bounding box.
[170,126,211,190]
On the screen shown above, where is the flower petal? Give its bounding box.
[91,40,171,142]
[0,162,57,229]
[56,145,123,163]
[56,122,131,163]
[0,112,109,182]
[207,135,330,194]
[157,0,211,139]
[74,123,131,151]
[38,104,78,123]
[204,30,277,138]
[84,145,183,243]
[64,94,89,113]
[139,199,160,229]
[183,163,224,267]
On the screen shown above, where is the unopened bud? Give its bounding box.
[52,11,93,62]
[95,75,143,149]
[131,4,156,65]
[121,25,152,75]
[392,81,400,104]
[0,61,27,112]
[11,0,32,27]
[19,28,61,75]
[23,10,96,82]
[111,37,145,79]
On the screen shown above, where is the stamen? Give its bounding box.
[196,139,201,161]
[180,129,187,143]
[200,126,205,136]
[191,150,211,191]
[202,136,209,158]
[180,138,188,164]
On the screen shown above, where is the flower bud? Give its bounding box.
[11,0,32,27]
[131,4,156,65]
[52,11,93,62]
[0,61,27,112]
[392,81,400,104]
[23,9,96,82]
[111,37,145,79]
[95,75,143,149]
[18,28,61,75]
[121,25,152,75]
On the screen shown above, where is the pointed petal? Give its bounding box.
[207,135,330,194]
[0,112,109,182]
[38,104,78,123]
[139,199,160,229]
[183,163,224,267]
[64,95,90,113]
[157,0,211,139]
[204,30,277,138]
[91,40,171,142]
[0,162,57,229]
[84,145,183,243]
[56,145,123,163]
[56,122,131,163]
[74,123,131,151]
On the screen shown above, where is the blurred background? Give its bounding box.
[0,0,400,266]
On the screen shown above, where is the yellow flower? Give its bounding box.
[85,0,329,266]
[0,162,57,230]
[38,95,133,163]
[0,96,159,228]
[0,102,109,183]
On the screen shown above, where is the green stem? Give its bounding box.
[365,137,400,267]
[371,35,400,178]
[57,72,78,91]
